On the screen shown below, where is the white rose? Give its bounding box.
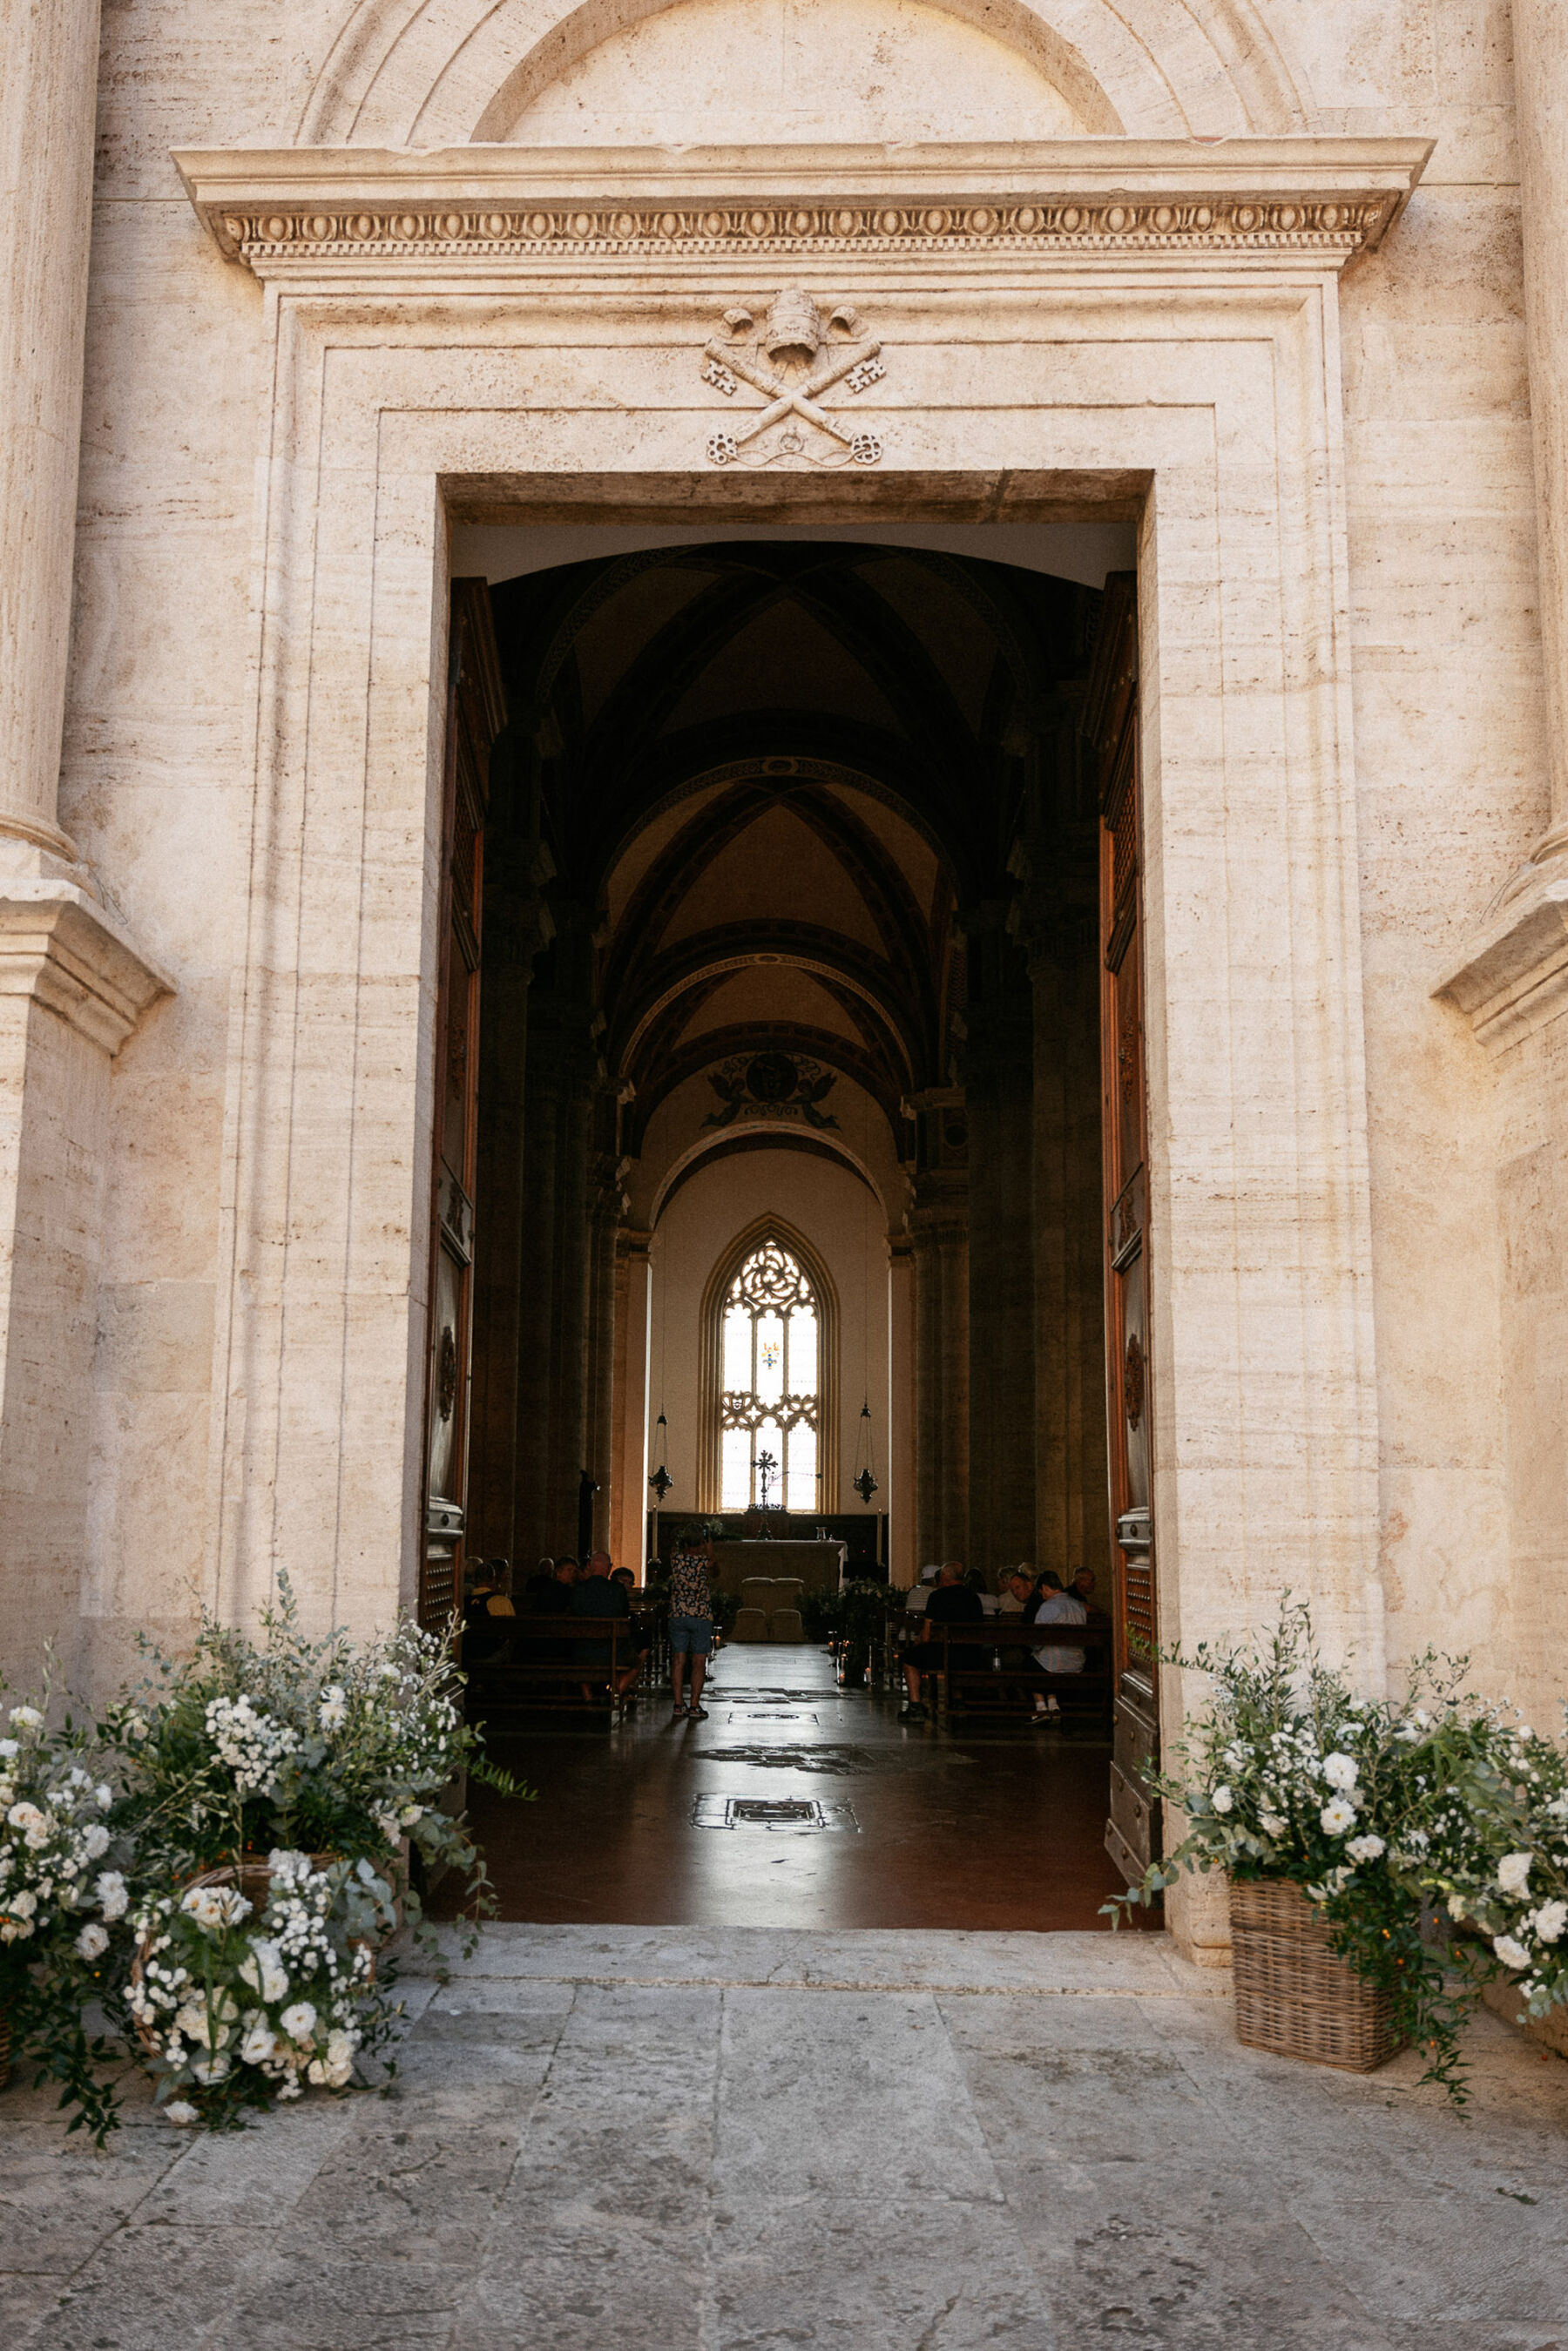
[8,1706,43,1730]
[10,1888,37,1919]
[95,1871,128,1921]
[75,1922,110,1961]
[0,1740,17,1760]
[82,1823,111,1861]
[1497,1852,1533,1896]
[1530,1900,1567,1945]
[1210,1786,1234,1815]
[280,2002,317,2043]
[399,1806,423,1827]
[7,1801,45,1834]
[1319,1799,1356,1836]
[1260,1813,1288,1838]
[94,1784,112,1809]
[1345,1834,1386,1865]
[1322,1753,1359,1793]
[163,2100,199,2126]
[191,2056,231,2086]
[239,2020,278,2065]
[1493,1933,1531,1971]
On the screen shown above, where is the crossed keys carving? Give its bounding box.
[703,287,885,469]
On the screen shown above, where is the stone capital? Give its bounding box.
[0,882,173,1055]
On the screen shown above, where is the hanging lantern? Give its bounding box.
[852,1398,879,1505]
[647,1411,673,1504]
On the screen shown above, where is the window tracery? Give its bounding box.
[717,1240,821,1510]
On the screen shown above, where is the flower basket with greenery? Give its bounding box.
[0,1674,132,2140]
[103,1574,528,1944]
[1412,1714,1568,2031]
[835,1578,900,1687]
[126,1848,401,2127]
[1106,1602,1505,2098]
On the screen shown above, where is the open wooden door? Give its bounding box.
[1085,573,1159,1883]
[420,579,506,1630]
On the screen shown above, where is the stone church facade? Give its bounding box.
[3,0,1566,1952]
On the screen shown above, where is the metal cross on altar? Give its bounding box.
[703,288,884,469]
[752,1449,781,1510]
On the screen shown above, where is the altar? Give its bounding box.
[713,1540,847,1598]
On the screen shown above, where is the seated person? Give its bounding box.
[611,1565,652,1696]
[901,1561,983,1719]
[997,1564,1034,1616]
[463,1560,516,1665]
[1071,1565,1102,1612]
[522,1557,559,1611]
[1031,1573,1088,1720]
[571,1548,632,1700]
[902,1564,943,1616]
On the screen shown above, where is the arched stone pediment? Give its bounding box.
[297,0,1315,148]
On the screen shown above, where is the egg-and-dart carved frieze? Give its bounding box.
[220,196,1391,261]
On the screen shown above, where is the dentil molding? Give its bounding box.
[173,138,1431,283]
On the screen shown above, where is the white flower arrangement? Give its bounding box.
[0,1674,132,2140]
[0,1703,125,1955]
[103,1572,524,1934]
[128,1850,397,2122]
[1110,1601,1568,2098]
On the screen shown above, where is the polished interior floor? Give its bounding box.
[448,1644,1159,1932]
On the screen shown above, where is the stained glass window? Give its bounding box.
[717,1239,821,1510]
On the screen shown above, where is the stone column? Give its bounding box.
[0,0,172,1693]
[1024,912,1109,1584]
[962,909,1036,1581]
[466,839,553,1567]
[583,1152,626,1553]
[610,1228,652,1571]
[907,1142,969,1567]
[1445,3,1568,1019]
[1515,0,1568,850]
[0,0,99,871]
[887,1237,916,1585]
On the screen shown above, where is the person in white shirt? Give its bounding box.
[1031,1577,1087,1719]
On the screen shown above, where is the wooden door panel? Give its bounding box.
[419,579,504,1631]
[1085,571,1159,1883]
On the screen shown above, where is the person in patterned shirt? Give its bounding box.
[667,1530,716,1719]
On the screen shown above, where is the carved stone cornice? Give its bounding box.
[173,140,1431,287]
[0,884,173,1056]
[1434,864,1568,1056]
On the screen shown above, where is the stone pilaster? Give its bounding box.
[1439,3,1568,1038]
[0,891,171,1686]
[0,0,99,871]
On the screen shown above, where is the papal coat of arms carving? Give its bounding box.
[702,288,885,468]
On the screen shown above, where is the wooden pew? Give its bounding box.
[909,1617,1113,1723]
[463,1612,640,1723]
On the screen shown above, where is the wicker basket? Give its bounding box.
[1230,1879,1403,2072]
[129,1854,355,2059]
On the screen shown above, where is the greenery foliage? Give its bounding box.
[2,1582,531,2138]
[1108,1601,1568,2100]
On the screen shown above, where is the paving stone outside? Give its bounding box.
[3,1924,1565,2350]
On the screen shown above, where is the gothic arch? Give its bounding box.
[296,0,1315,148]
[693,1211,842,1512]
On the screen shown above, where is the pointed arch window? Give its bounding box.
[699,1221,838,1513]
